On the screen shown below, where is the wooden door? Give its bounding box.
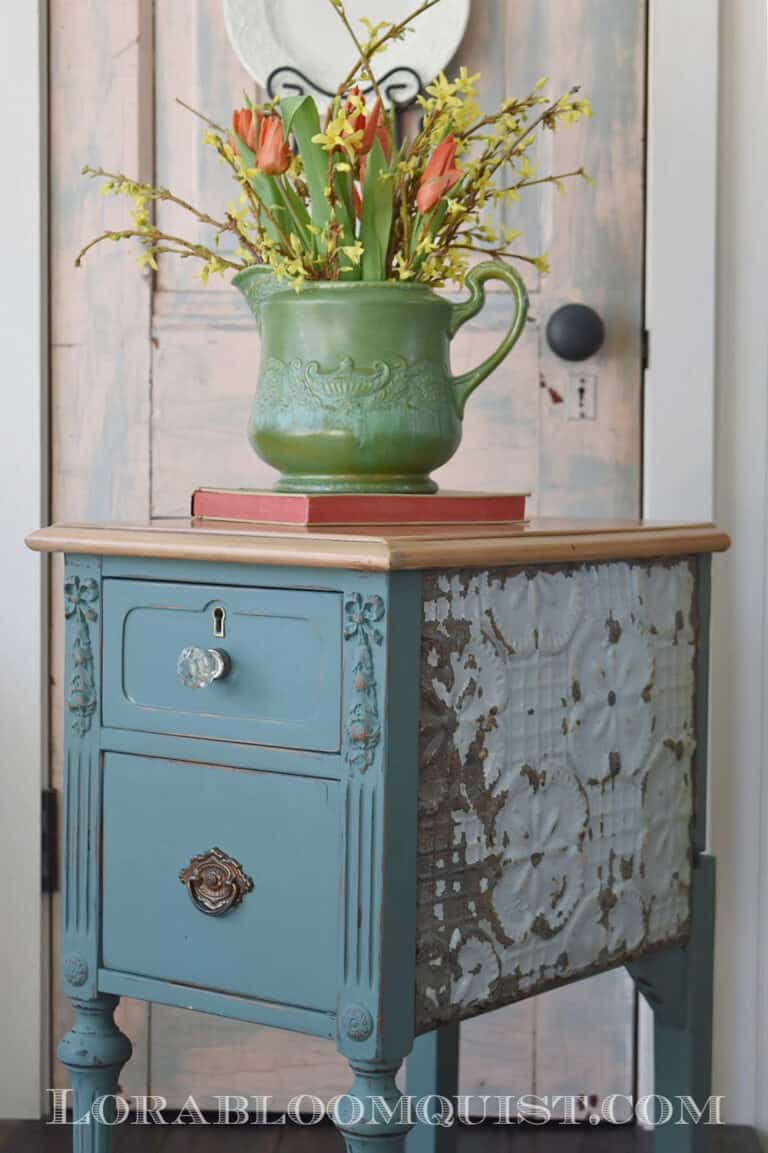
[50,0,646,1110]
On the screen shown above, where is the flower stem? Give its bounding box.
[75,227,244,270]
[83,166,233,232]
[175,97,228,135]
[326,1,385,110]
[500,167,587,193]
[326,0,442,124]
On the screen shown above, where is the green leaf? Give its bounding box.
[280,176,314,254]
[279,95,329,232]
[230,131,255,167]
[334,168,359,280]
[410,200,450,274]
[427,199,450,239]
[360,138,393,281]
[408,214,424,259]
[280,94,311,139]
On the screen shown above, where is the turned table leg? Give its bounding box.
[406,1025,460,1153]
[59,559,133,1151]
[628,854,717,1153]
[333,1058,414,1152]
[57,994,132,1153]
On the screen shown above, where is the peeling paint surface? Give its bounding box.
[416,560,697,1030]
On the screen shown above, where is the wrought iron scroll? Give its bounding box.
[267,65,423,147]
[267,65,423,109]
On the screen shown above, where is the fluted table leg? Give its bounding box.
[57,994,132,1153]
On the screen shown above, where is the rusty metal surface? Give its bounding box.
[415,559,697,1030]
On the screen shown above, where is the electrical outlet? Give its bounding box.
[567,371,597,421]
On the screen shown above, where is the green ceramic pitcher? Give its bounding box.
[233,262,528,494]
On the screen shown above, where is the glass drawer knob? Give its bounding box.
[176,646,230,689]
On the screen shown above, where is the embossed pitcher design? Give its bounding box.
[233,263,528,493]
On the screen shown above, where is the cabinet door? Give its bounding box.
[102,753,339,1010]
[50,0,644,1110]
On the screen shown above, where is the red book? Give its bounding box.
[191,488,527,527]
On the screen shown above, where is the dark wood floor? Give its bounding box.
[0,1121,759,1152]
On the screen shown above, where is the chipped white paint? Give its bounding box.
[416,559,697,1028]
[452,935,500,1007]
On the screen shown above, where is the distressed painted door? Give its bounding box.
[50,0,645,1109]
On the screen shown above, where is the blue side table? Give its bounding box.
[27,516,729,1152]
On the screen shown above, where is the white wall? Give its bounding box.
[643,0,718,522]
[709,0,768,1135]
[638,0,719,1112]
[0,0,47,1117]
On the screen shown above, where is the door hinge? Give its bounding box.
[642,328,650,371]
[42,789,58,894]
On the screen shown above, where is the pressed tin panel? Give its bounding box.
[416,558,696,1028]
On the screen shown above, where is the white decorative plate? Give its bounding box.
[223,0,471,100]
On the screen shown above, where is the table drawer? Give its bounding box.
[102,753,339,1010]
[102,579,342,751]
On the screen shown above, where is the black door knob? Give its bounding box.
[546,303,605,362]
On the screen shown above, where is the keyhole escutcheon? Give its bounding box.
[212,606,226,639]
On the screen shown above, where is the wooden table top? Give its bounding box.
[26,517,730,571]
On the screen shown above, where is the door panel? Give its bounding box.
[49,0,155,1100]
[437,0,646,516]
[50,0,646,1109]
[532,0,646,517]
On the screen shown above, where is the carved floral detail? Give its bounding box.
[341,1003,374,1042]
[62,953,89,987]
[65,575,99,736]
[344,593,385,773]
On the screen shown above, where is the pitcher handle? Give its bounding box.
[448,261,529,417]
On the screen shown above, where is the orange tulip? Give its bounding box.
[345,86,367,135]
[257,115,292,175]
[231,107,258,154]
[358,101,392,188]
[416,134,462,214]
[345,90,391,161]
[360,99,390,157]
